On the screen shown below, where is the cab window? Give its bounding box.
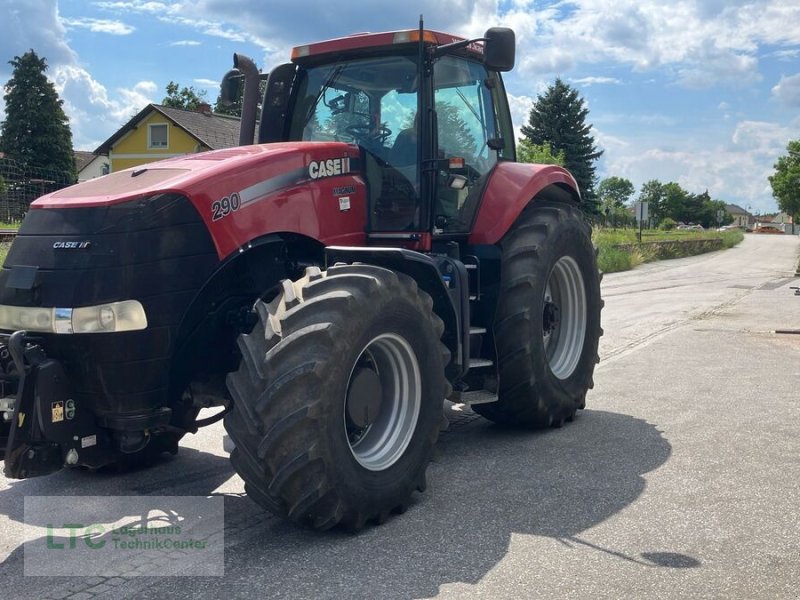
[433,56,499,233]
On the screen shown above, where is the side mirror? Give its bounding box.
[484,27,515,72]
[220,68,243,106]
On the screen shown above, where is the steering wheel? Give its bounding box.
[345,123,393,144]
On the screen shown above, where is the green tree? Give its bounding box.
[214,78,266,117]
[162,81,207,110]
[520,78,603,213]
[661,182,689,222]
[685,190,730,228]
[769,140,800,234]
[638,179,666,222]
[598,176,634,227]
[598,176,635,209]
[436,102,477,157]
[516,139,565,166]
[0,50,76,181]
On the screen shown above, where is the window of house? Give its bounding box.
[148,123,168,149]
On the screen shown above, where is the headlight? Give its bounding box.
[0,300,147,334]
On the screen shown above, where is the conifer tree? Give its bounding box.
[0,50,76,181]
[520,78,603,212]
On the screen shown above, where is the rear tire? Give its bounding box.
[474,201,602,427]
[224,264,449,530]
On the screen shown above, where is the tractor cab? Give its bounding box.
[224,26,517,243]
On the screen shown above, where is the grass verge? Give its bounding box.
[594,228,745,274]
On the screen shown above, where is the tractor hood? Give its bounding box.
[32,142,367,259]
[34,142,360,209]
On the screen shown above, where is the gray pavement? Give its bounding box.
[1,234,799,599]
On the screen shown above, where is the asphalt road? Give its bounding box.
[1,233,799,599]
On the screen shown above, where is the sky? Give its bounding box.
[0,0,798,214]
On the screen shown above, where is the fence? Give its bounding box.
[0,157,75,223]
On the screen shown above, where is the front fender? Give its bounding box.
[469,162,581,245]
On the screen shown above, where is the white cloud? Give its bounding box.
[0,1,156,151]
[770,49,800,61]
[602,118,797,213]
[169,40,201,46]
[61,17,135,35]
[571,76,622,87]
[731,120,795,156]
[0,0,76,74]
[502,0,800,89]
[771,74,800,107]
[52,65,157,149]
[93,1,171,13]
[506,92,533,141]
[193,78,218,87]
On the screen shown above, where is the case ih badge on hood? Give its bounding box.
[308,157,351,179]
[52,241,92,250]
[0,22,604,533]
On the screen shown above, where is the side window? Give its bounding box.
[434,57,497,173]
[433,57,498,231]
[488,72,516,161]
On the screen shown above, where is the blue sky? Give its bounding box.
[1,0,798,214]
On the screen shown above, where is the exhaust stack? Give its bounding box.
[220,53,261,146]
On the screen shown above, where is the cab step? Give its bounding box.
[468,358,493,369]
[460,390,498,405]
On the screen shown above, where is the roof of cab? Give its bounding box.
[291,29,481,62]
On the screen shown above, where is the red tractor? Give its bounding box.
[0,23,601,530]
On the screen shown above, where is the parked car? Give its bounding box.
[753,225,784,234]
[677,224,704,231]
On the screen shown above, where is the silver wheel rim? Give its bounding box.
[345,333,421,471]
[543,256,587,380]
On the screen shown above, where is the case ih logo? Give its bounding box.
[52,241,91,250]
[308,157,351,180]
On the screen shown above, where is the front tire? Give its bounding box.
[224,264,449,530]
[474,201,602,427]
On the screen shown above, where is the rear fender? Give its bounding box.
[469,163,581,245]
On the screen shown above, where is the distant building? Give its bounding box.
[94,103,241,173]
[725,203,750,228]
[769,212,795,234]
[74,150,109,181]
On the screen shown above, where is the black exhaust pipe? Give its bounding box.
[234,54,260,146]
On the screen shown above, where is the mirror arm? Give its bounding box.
[432,37,487,58]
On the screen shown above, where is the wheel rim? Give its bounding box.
[543,256,587,380]
[344,333,421,471]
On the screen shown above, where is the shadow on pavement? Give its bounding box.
[201,408,678,599]
[0,409,683,599]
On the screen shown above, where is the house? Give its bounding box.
[725,203,750,228]
[94,103,241,173]
[74,150,109,181]
[768,212,796,234]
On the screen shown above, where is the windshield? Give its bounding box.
[286,52,502,234]
[288,54,419,151]
[289,54,422,232]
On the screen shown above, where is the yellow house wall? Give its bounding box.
[109,111,204,172]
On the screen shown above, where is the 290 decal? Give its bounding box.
[211,192,241,221]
